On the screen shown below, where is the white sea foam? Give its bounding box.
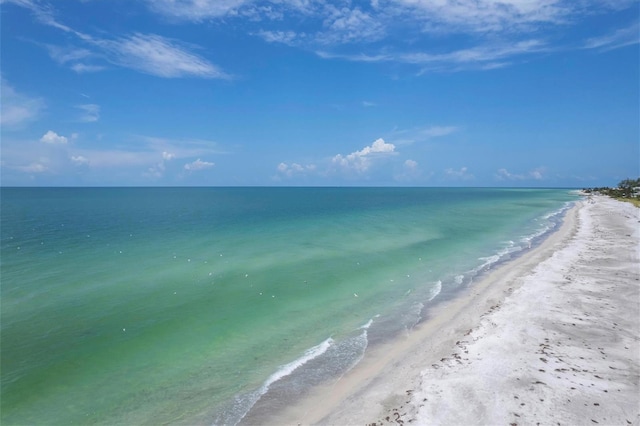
[479,241,528,270]
[219,337,334,425]
[260,338,334,391]
[338,322,373,377]
[428,280,442,301]
[360,315,379,330]
[478,243,524,271]
[398,282,441,333]
[223,323,375,425]
[402,302,425,332]
[476,202,574,274]
[541,202,571,220]
[521,203,571,247]
[477,254,501,270]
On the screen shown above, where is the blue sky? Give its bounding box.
[1,0,638,187]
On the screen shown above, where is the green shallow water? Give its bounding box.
[0,187,579,425]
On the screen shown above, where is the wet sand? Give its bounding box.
[268,196,639,426]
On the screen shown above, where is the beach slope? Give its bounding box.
[307,196,639,426]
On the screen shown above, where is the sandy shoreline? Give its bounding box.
[262,196,639,426]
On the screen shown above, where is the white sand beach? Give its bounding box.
[272,196,639,426]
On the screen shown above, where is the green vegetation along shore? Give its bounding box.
[583,178,640,207]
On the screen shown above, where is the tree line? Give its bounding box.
[583,177,640,199]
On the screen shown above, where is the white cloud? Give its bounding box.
[6,1,230,79]
[316,51,391,62]
[276,137,398,180]
[411,39,547,71]
[184,158,215,171]
[146,0,325,22]
[366,138,395,153]
[138,0,580,62]
[276,162,317,178]
[404,159,418,169]
[146,0,251,21]
[145,163,164,178]
[390,0,572,34]
[496,167,546,180]
[77,135,222,177]
[2,0,75,33]
[497,168,524,180]
[140,0,594,41]
[77,104,100,122]
[257,30,300,45]
[420,125,458,138]
[445,166,474,180]
[395,159,422,181]
[73,150,157,168]
[14,0,630,78]
[321,39,547,72]
[145,151,177,178]
[331,138,396,173]
[47,45,93,65]
[317,7,386,44]
[70,155,90,165]
[242,5,285,21]
[256,7,385,46]
[362,101,377,107]
[138,135,222,157]
[137,0,632,70]
[530,168,544,180]
[583,21,640,51]
[40,130,68,144]
[18,162,48,173]
[70,63,105,73]
[97,33,230,79]
[389,125,459,145]
[44,43,105,75]
[259,1,634,72]
[1,131,222,182]
[63,136,218,170]
[0,79,44,127]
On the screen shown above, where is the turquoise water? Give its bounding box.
[0,187,578,425]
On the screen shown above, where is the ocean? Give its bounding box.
[0,187,579,425]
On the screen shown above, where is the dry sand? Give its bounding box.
[270,196,639,426]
